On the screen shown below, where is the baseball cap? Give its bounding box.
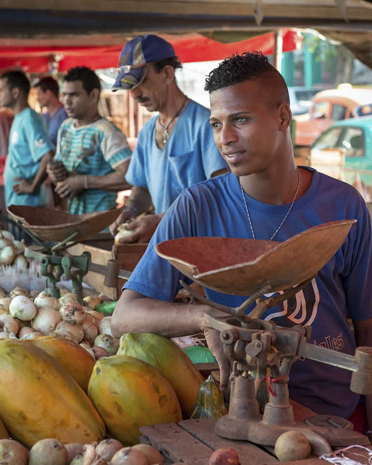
[112,35,176,91]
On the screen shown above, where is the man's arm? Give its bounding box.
[353,319,372,430]
[13,150,54,195]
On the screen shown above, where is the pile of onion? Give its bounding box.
[0,231,29,268]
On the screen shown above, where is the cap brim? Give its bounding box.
[112,65,149,91]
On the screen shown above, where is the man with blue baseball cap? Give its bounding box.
[110,34,228,242]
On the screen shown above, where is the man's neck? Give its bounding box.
[74,111,100,128]
[47,99,63,117]
[13,100,29,116]
[158,87,188,124]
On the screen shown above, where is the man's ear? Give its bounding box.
[163,65,175,85]
[90,88,100,104]
[11,87,20,100]
[278,103,292,131]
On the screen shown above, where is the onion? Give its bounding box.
[0,287,6,297]
[9,295,37,321]
[13,254,29,270]
[0,237,12,249]
[29,290,39,299]
[80,342,95,358]
[99,317,113,336]
[82,318,98,345]
[59,293,78,305]
[0,245,15,265]
[10,287,29,298]
[50,329,79,344]
[92,346,109,359]
[65,444,85,463]
[94,334,119,355]
[0,314,18,334]
[85,309,104,323]
[0,439,28,464]
[56,321,84,342]
[21,331,43,340]
[132,444,164,465]
[0,308,7,317]
[96,439,124,461]
[111,448,147,465]
[18,326,34,338]
[0,230,15,242]
[34,292,60,310]
[12,239,26,253]
[83,294,103,310]
[0,331,17,339]
[59,302,85,325]
[31,307,61,334]
[29,438,67,465]
[0,298,11,307]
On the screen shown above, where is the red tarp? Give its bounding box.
[0,30,300,73]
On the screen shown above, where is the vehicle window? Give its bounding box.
[330,104,347,121]
[355,104,372,117]
[313,101,329,119]
[339,128,365,158]
[312,127,343,150]
[295,90,321,104]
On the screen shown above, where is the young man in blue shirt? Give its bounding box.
[0,71,54,209]
[34,76,68,147]
[111,52,372,431]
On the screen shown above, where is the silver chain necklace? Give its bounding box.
[239,168,301,241]
[158,95,188,145]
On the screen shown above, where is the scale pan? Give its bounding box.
[7,205,123,242]
[156,220,356,296]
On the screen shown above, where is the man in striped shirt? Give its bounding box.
[47,67,132,215]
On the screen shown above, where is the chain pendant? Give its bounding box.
[162,129,169,145]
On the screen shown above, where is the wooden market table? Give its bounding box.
[140,419,372,465]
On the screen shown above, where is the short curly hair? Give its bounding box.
[205,51,289,109]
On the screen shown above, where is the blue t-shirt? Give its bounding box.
[56,117,132,215]
[4,107,54,207]
[125,99,228,214]
[124,168,372,419]
[42,105,68,146]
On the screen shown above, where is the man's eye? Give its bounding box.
[211,122,221,129]
[235,117,246,123]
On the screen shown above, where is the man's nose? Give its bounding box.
[129,87,141,99]
[219,124,238,146]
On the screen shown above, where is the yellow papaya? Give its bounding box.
[29,336,95,391]
[88,355,182,445]
[0,417,9,439]
[118,333,204,416]
[0,339,105,447]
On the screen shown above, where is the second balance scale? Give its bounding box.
[156,219,372,455]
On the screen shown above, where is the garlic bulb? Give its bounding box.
[59,302,85,325]
[9,295,37,321]
[0,314,19,334]
[34,292,60,310]
[56,321,84,343]
[94,334,119,355]
[99,317,113,336]
[31,307,61,334]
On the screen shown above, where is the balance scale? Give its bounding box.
[7,205,131,304]
[156,220,372,455]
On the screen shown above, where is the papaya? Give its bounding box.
[0,339,105,447]
[88,355,182,445]
[118,333,204,417]
[0,417,9,439]
[29,336,95,391]
[189,375,228,420]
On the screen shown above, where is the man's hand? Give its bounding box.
[47,160,68,184]
[115,214,162,244]
[13,178,35,195]
[204,327,231,390]
[54,176,85,199]
[109,208,137,236]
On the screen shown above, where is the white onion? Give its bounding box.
[0,237,12,249]
[9,296,37,321]
[59,302,85,325]
[50,329,79,344]
[20,331,43,340]
[56,321,84,342]
[0,287,7,297]
[18,326,34,338]
[31,307,61,334]
[80,342,95,358]
[0,245,15,265]
[34,292,60,310]
[10,287,29,298]
[82,318,98,345]
[12,239,26,253]
[84,309,104,323]
[99,317,113,336]
[0,314,19,334]
[0,298,11,307]
[13,254,29,270]
[94,334,119,355]
[59,293,78,305]
[0,230,14,241]
[29,290,39,299]
[0,331,17,339]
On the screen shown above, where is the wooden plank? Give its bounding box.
[179,419,278,464]
[140,423,213,464]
